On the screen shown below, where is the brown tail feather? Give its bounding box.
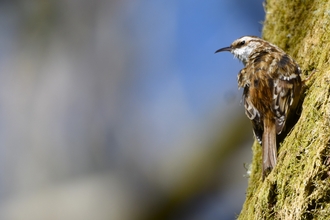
[262,118,277,179]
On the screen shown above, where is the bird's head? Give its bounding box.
[215,36,264,64]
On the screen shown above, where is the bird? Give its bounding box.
[215,36,303,178]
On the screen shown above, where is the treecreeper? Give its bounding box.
[215,36,303,179]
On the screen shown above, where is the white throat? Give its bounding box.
[232,41,260,64]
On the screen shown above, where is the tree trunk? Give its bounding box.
[238,0,330,219]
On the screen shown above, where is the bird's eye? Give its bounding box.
[239,40,245,46]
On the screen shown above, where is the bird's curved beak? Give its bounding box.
[215,46,231,53]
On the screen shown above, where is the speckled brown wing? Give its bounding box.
[272,55,302,134]
[240,50,302,139]
[243,85,263,144]
[238,67,263,145]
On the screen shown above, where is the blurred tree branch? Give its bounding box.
[238,0,330,219]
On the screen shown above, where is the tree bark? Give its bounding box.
[238,1,330,219]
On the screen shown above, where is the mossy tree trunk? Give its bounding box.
[238,1,330,219]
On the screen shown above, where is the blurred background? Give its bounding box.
[0,0,264,219]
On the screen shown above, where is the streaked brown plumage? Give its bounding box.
[215,36,302,179]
